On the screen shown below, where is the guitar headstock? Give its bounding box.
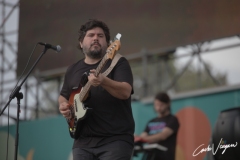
[106,33,121,60]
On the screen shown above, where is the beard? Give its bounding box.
[83,43,106,59]
[87,49,103,59]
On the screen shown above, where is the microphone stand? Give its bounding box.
[0,45,50,160]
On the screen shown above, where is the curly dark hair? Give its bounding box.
[155,92,171,111]
[77,19,111,51]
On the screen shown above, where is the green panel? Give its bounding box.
[0,116,73,160]
[171,90,240,129]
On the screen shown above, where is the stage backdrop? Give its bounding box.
[17,0,240,76]
[1,85,240,160]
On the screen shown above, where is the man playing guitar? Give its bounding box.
[58,19,135,160]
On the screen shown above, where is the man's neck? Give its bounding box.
[158,110,170,118]
[84,56,101,64]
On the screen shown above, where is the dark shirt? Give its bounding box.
[60,56,135,148]
[144,114,179,160]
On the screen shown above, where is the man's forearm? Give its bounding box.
[143,134,164,143]
[58,95,68,104]
[101,76,132,99]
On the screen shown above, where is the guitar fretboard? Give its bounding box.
[95,54,108,76]
[79,55,109,102]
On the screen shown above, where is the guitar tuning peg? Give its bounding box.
[109,40,113,44]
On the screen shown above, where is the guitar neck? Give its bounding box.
[79,82,91,102]
[79,55,109,102]
[95,55,108,76]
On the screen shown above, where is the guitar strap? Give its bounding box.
[102,53,122,76]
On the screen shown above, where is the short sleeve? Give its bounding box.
[143,119,154,133]
[111,57,134,94]
[60,67,71,100]
[112,57,133,87]
[166,116,179,133]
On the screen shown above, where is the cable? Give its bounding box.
[10,43,39,97]
[6,104,9,160]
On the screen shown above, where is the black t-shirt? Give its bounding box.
[144,114,179,160]
[60,56,135,148]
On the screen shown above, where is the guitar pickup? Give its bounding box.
[74,99,78,112]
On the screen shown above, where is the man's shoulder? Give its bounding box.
[148,117,161,122]
[151,114,178,122]
[168,114,177,118]
[115,55,128,64]
[66,59,84,72]
[167,114,179,121]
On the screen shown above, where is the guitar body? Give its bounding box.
[68,87,88,139]
[73,93,87,118]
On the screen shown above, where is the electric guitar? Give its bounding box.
[67,33,122,139]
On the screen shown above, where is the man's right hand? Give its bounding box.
[58,96,71,119]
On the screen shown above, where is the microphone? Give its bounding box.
[39,42,61,53]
